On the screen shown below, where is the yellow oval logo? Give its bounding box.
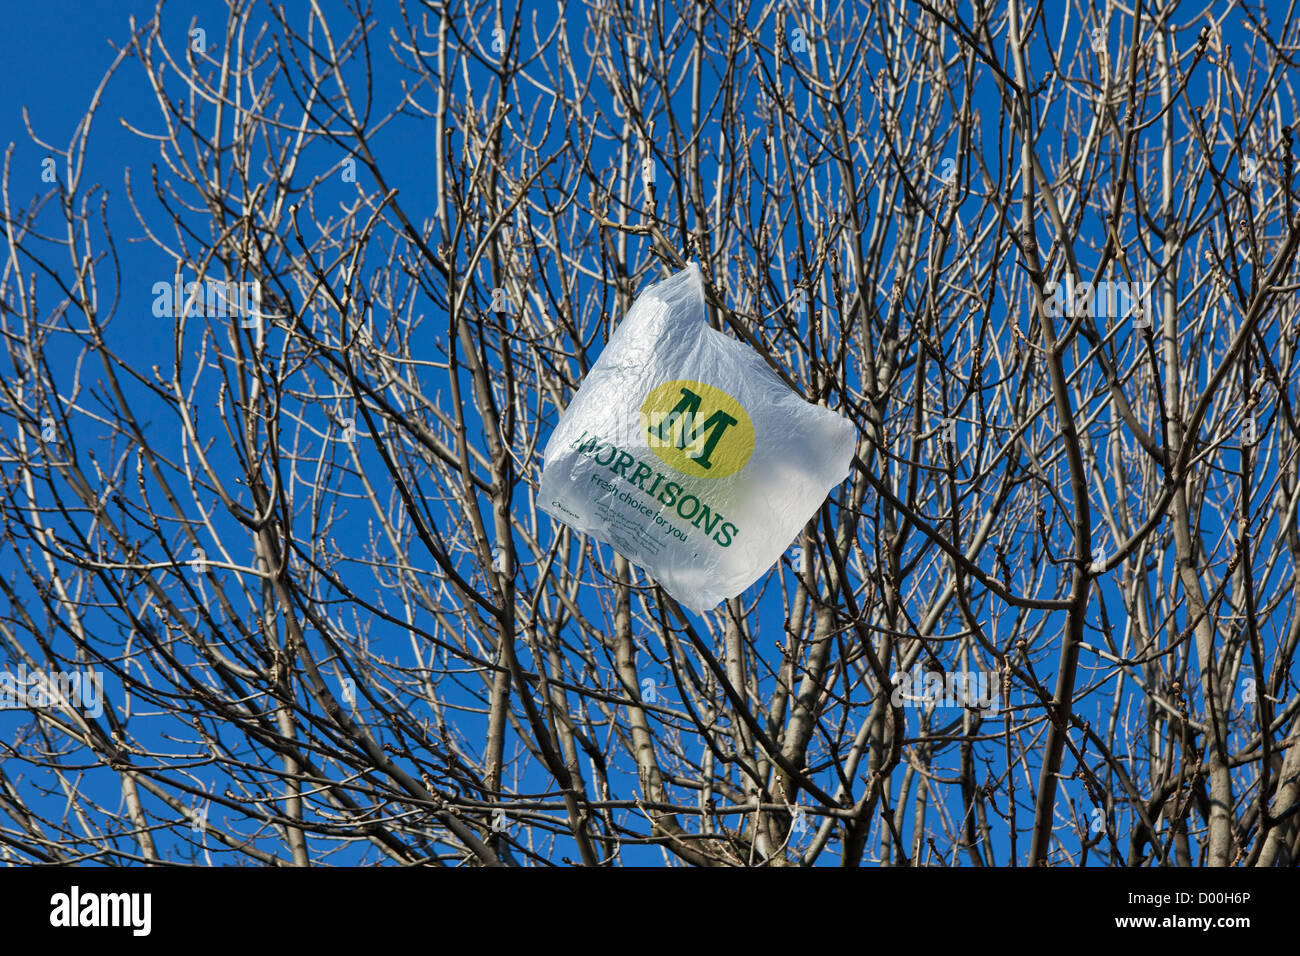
[640,380,755,479]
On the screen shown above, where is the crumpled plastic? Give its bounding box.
[538,262,858,613]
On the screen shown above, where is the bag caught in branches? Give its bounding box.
[539,262,857,613]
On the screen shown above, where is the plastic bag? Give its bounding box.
[538,262,857,613]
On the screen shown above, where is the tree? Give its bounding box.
[1,0,1298,866]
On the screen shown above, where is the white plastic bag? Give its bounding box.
[538,262,857,613]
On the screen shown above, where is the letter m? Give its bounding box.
[649,387,737,470]
[101,893,130,926]
[946,671,977,706]
[48,670,78,707]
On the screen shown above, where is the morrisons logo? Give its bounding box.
[566,431,740,547]
[641,380,754,479]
